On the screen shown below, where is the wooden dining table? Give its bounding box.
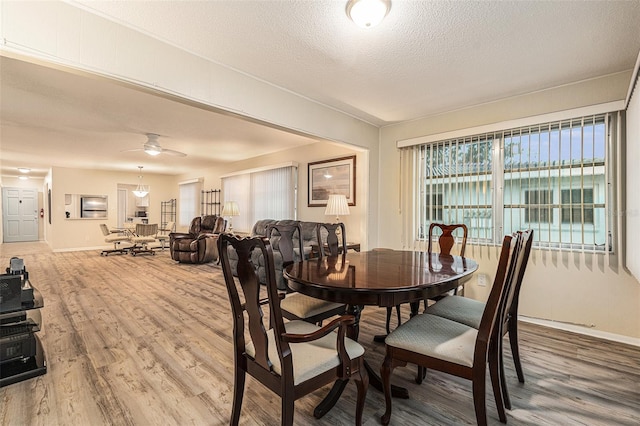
[284,249,478,418]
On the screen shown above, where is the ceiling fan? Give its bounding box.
[121,133,187,157]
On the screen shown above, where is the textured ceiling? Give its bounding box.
[74,0,640,125]
[1,0,640,179]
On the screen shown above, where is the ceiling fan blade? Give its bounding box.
[120,148,145,153]
[162,148,187,157]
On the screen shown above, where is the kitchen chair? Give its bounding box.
[380,233,521,426]
[271,223,346,325]
[425,229,534,409]
[382,223,469,338]
[129,223,159,256]
[218,234,368,426]
[99,224,130,256]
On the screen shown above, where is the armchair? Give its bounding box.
[169,215,225,264]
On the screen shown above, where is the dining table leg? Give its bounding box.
[313,304,409,419]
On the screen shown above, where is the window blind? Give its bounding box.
[222,164,297,233]
[178,180,202,227]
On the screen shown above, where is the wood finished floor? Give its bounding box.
[1,242,639,425]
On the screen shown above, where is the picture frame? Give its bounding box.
[308,155,356,207]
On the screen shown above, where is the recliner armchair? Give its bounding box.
[169,215,225,263]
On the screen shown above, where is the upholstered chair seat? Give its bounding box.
[245,319,364,385]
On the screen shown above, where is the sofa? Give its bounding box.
[170,215,226,263]
[226,219,320,290]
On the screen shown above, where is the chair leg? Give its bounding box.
[380,354,395,426]
[489,338,507,422]
[472,368,488,426]
[281,393,294,426]
[499,333,512,410]
[354,358,369,426]
[415,366,427,384]
[231,367,245,426]
[509,321,525,383]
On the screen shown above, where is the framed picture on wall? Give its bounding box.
[308,155,356,207]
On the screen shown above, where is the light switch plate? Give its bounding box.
[477,273,488,287]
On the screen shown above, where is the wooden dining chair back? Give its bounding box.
[428,222,468,257]
[316,222,347,258]
[218,234,368,426]
[424,229,534,409]
[272,223,347,325]
[380,233,522,426]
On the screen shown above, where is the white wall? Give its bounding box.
[0,0,380,245]
[50,167,176,251]
[625,59,640,281]
[379,73,640,340]
[176,142,368,247]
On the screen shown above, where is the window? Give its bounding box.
[222,164,297,233]
[401,113,614,252]
[524,190,552,223]
[561,188,594,224]
[179,180,202,227]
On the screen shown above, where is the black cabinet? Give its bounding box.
[0,274,46,387]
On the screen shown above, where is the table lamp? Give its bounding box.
[222,201,240,234]
[325,194,350,223]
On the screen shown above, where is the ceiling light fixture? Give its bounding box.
[144,133,163,156]
[18,175,29,180]
[18,168,31,173]
[346,0,391,28]
[132,166,149,198]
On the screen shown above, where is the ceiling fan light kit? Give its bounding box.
[121,133,187,157]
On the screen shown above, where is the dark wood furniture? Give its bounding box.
[218,234,368,426]
[1,273,47,387]
[380,234,520,426]
[382,223,469,342]
[426,229,534,410]
[316,222,346,257]
[271,223,347,325]
[284,250,478,418]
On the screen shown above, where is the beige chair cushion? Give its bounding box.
[385,313,477,368]
[245,319,364,385]
[280,293,344,319]
[425,295,484,329]
[105,233,129,243]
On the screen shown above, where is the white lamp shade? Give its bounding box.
[325,194,350,217]
[222,201,240,216]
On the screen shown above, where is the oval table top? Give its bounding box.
[284,250,478,308]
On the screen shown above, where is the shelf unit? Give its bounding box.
[0,276,47,387]
[201,189,221,216]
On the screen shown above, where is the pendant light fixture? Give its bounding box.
[132,166,149,198]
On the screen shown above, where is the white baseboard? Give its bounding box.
[520,316,640,348]
[53,246,106,253]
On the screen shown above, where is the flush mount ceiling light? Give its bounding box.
[18,176,29,180]
[17,168,31,173]
[132,166,149,198]
[346,0,391,28]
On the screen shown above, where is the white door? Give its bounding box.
[2,188,39,242]
[117,188,128,228]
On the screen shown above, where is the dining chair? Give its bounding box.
[425,229,534,409]
[316,222,347,257]
[218,234,368,426]
[380,233,521,426]
[382,223,469,338]
[273,223,347,325]
[129,223,159,256]
[99,224,130,256]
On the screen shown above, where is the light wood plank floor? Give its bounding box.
[1,242,639,425]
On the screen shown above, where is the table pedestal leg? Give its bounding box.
[313,305,409,419]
